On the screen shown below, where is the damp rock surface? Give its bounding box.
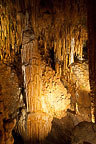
[71,121,96,144]
[0,62,24,144]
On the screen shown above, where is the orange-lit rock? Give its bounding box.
[0,0,96,144]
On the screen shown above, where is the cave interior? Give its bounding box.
[0,0,96,144]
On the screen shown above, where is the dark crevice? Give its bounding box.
[11,48,27,107]
[12,130,24,144]
[49,48,55,70]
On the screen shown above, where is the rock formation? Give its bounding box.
[0,0,96,144]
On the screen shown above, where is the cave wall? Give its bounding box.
[87,0,96,123]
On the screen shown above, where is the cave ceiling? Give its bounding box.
[0,0,87,64]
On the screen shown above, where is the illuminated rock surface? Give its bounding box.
[0,63,23,144]
[0,0,96,144]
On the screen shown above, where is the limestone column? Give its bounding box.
[21,26,52,143]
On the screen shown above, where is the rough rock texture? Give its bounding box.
[3,119,16,144]
[71,61,91,121]
[18,24,71,142]
[0,63,21,116]
[0,63,20,144]
[0,0,96,143]
[43,117,72,144]
[61,61,91,124]
[0,62,24,144]
[41,65,71,118]
[43,120,96,144]
[72,122,96,144]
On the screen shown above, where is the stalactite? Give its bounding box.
[66,55,68,70]
[63,38,66,74]
[0,3,22,63]
[80,40,83,60]
[54,41,56,53]
[70,37,75,64]
[44,41,47,54]
[0,1,90,143]
[59,39,62,60]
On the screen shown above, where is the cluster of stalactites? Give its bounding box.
[42,26,88,78]
[0,3,22,63]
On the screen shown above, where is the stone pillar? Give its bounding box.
[21,26,52,143]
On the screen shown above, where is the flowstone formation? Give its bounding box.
[61,61,91,123]
[0,0,96,144]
